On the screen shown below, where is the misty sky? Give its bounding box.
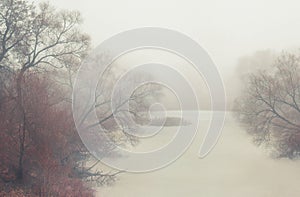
[35,0,300,78]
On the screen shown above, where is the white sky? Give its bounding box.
[35,0,300,78]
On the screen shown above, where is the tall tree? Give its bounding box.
[0,0,90,181]
[235,52,300,158]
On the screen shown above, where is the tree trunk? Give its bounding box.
[15,68,26,181]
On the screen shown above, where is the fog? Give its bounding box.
[35,0,300,78]
[34,0,300,109]
[96,112,300,197]
[32,0,300,195]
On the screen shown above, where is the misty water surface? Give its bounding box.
[96,112,300,197]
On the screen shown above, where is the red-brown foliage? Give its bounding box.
[0,73,94,196]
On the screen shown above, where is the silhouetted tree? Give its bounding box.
[235,52,300,158]
[0,1,161,195]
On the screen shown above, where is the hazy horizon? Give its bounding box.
[1,1,300,196]
[34,0,300,79]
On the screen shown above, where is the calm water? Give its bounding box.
[96,112,300,197]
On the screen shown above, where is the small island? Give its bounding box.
[148,117,191,127]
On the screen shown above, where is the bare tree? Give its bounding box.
[235,52,300,158]
[0,0,162,191]
[69,55,162,183]
[227,50,276,110]
[0,0,90,181]
[0,0,34,64]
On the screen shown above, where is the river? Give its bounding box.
[96,112,300,197]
